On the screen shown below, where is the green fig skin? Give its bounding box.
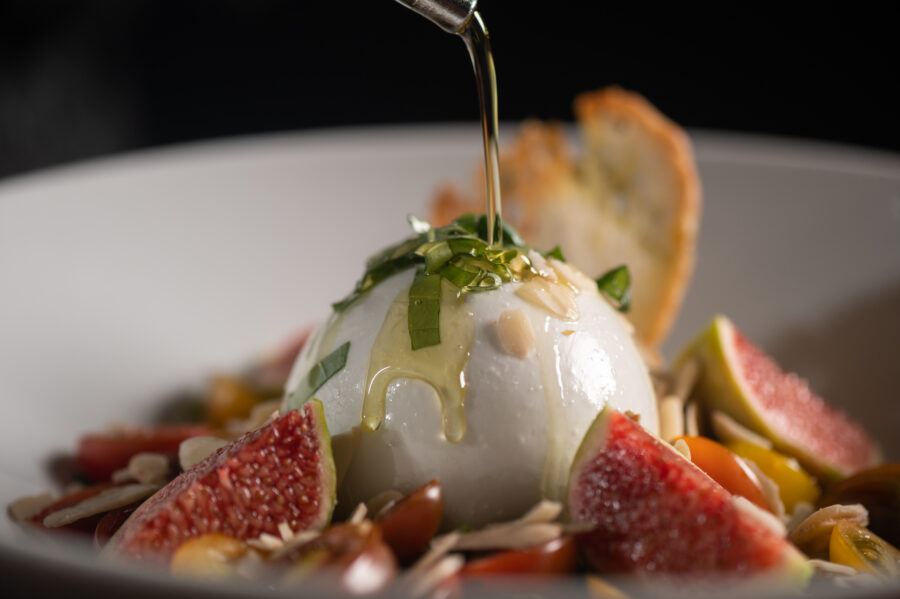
[677,315,880,483]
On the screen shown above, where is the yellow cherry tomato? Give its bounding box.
[205,376,262,427]
[171,533,248,578]
[673,436,770,511]
[728,440,820,513]
[829,521,900,580]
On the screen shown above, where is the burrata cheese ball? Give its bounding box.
[284,243,658,528]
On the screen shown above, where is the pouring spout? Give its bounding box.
[394,0,477,34]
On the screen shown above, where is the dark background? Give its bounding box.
[1,1,897,179]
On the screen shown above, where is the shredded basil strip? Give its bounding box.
[408,269,442,350]
[596,265,632,312]
[545,245,566,262]
[286,341,350,409]
[331,214,554,348]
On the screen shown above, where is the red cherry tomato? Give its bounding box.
[77,423,212,482]
[461,536,577,577]
[93,500,142,549]
[674,436,770,511]
[376,479,444,565]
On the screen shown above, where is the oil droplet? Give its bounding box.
[362,279,475,442]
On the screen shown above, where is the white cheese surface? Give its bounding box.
[285,268,658,527]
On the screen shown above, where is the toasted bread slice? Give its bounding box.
[430,87,701,349]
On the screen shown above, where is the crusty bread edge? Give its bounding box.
[574,87,702,348]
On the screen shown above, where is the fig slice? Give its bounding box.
[105,400,335,563]
[678,316,881,481]
[568,406,811,585]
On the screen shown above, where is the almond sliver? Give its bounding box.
[42,483,160,528]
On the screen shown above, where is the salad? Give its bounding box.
[7,85,899,597]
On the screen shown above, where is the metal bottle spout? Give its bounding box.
[394,0,477,34]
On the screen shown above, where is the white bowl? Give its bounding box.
[1,125,898,596]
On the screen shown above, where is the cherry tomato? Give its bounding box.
[820,463,900,547]
[830,520,900,580]
[76,423,212,482]
[727,440,820,512]
[281,521,397,594]
[205,375,263,428]
[93,500,142,549]
[170,533,248,579]
[674,436,770,511]
[461,536,577,577]
[376,479,444,565]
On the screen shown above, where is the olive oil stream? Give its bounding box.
[462,11,503,248]
[357,10,500,441]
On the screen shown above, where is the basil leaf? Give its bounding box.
[408,269,442,350]
[596,265,632,312]
[545,245,566,262]
[286,341,350,409]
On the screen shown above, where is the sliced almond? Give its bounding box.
[247,532,286,552]
[548,258,597,295]
[42,483,160,528]
[407,554,464,598]
[269,530,321,560]
[348,503,368,525]
[515,278,579,321]
[127,452,170,484]
[672,438,691,461]
[808,559,860,578]
[739,457,786,522]
[432,500,563,552]
[408,532,461,579]
[495,308,536,358]
[684,400,700,437]
[711,411,773,449]
[527,250,557,282]
[788,504,869,557]
[659,395,685,442]
[179,436,229,471]
[7,493,54,522]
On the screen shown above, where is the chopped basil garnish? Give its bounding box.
[286,342,350,409]
[408,268,442,350]
[333,214,559,349]
[596,265,631,312]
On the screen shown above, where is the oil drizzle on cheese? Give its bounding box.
[362,278,475,442]
[531,314,570,502]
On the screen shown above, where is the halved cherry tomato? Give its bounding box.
[376,479,444,565]
[170,533,249,579]
[830,520,900,580]
[674,436,770,511]
[461,537,577,577]
[77,423,212,482]
[93,500,142,549]
[205,375,263,427]
[820,463,900,547]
